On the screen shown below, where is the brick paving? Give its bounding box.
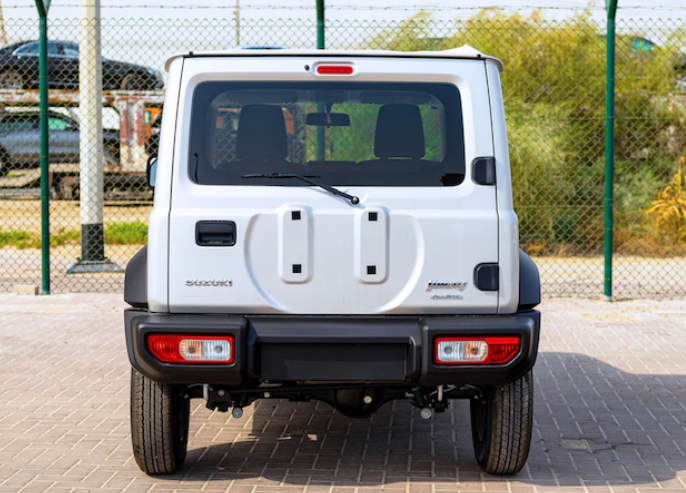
[1,293,686,492]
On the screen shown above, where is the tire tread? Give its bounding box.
[130,368,188,475]
[471,370,533,475]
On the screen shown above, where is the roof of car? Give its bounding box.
[164,45,504,73]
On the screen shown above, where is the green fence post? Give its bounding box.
[316,0,325,161]
[316,0,324,49]
[604,0,618,301]
[34,0,51,295]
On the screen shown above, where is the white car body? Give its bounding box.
[125,47,541,478]
[147,47,518,315]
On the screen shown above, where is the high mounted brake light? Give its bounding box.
[147,334,234,364]
[315,64,355,75]
[434,336,520,365]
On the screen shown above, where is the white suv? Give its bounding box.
[124,47,541,476]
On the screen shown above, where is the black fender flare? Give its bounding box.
[519,249,540,311]
[124,245,147,309]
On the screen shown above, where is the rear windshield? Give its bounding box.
[189,81,464,187]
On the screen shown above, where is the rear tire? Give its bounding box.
[470,370,533,475]
[130,368,190,475]
[0,69,24,89]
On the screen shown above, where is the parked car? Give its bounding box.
[125,48,541,476]
[0,110,120,176]
[0,40,163,90]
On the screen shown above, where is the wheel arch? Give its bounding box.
[125,245,148,309]
[518,249,540,311]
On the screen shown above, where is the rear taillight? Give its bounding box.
[147,334,234,364]
[434,336,520,365]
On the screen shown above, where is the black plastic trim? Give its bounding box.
[125,311,539,387]
[420,312,540,385]
[471,156,496,185]
[125,310,246,384]
[519,249,541,310]
[246,317,421,381]
[474,263,499,291]
[124,246,147,309]
[195,221,236,246]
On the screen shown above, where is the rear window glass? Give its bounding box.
[189,81,464,187]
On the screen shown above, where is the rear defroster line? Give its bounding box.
[242,173,360,206]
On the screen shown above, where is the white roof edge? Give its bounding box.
[164,45,504,73]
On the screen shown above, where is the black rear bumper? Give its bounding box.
[124,310,540,386]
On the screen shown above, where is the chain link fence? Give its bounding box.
[0,9,684,296]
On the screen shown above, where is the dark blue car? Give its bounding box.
[0,40,163,90]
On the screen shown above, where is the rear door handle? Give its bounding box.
[196,221,236,246]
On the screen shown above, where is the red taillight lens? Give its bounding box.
[434,336,520,365]
[147,334,234,364]
[315,64,354,75]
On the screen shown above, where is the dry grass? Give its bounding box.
[0,199,151,234]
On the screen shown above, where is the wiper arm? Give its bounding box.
[242,173,360,205]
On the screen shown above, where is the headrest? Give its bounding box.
[374,104,425,159]
[236,105,287,161]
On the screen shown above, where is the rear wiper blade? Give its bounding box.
[242,173,360,205]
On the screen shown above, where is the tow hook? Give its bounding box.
[203,385,233,413]
[412,387,450,417]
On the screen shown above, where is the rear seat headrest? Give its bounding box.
[374,104,425,159]
[236,105,288,161]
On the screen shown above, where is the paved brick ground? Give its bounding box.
[1,294,686,493]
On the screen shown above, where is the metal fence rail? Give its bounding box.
[0,10,684,297]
